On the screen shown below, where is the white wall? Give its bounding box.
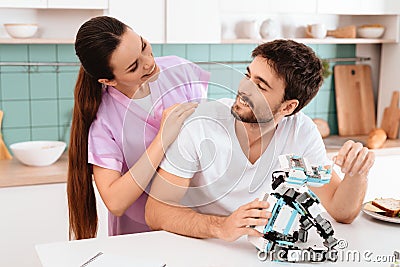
[356,44,382,109]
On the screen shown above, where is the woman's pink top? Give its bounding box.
[88,56,209,235]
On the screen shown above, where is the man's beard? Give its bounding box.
[230,98,278,124]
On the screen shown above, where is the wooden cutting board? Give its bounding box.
[334,64,376,136]
[380,91,400,139]
[0,110,13,160]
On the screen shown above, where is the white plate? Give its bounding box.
[362,202,400,224]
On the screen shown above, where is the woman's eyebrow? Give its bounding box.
[125,59,138,71]
[125,37,144,71]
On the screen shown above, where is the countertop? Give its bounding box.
[1,135,399,188]
[0,152,68,188]
[36,212,400,267]
[324,135,400,153]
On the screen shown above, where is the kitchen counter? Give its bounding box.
[1,136,399,188]
[324,135,400,154]
[0,152,68,188]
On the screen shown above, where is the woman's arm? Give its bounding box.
[93,102,198,216]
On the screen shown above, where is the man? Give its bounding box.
[145,40,374,242]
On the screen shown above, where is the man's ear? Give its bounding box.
[98,78,117,87]
[281,99,299,116]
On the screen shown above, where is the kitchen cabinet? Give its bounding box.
[0,182,108,267]
[47,0,108,9]
[0,183,69,267]
[107,0,165,43]
[222,14,399,44]
[317,0,400,15]
[108,0,221,43]
[166,0,221,43]
[270,0,317,14]
[219,0,400,44]
[1,0,399,44]
[0,0,107,9]
[219,0,317,14]
[0,0,46,8]
[219,0,267,14]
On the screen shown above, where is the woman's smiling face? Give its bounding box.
[105,29,159,97]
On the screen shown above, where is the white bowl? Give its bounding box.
[10,141,66,167]
[4,23,38,38]
[357,26,385,38]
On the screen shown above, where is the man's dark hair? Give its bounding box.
[252,39,323,115]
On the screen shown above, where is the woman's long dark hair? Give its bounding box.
[67,16,127,240]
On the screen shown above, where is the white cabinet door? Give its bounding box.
[219,0,316,14]
[0,184,69,267]
[166,0,221,43]
[0,183,108,267]
[0,0,46,8]
[219,0,268,14]
[0,0,108,9]
[47,0,108,9]
[317,0,400,15]
[107,0,165,43]
[270,0,317,14]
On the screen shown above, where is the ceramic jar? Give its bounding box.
[235,20,260,39]
[259,19,279,39]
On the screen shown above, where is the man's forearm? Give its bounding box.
[145,197,225,239]
[329,174,367,223]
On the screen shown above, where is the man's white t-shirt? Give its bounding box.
[159,98,330,216]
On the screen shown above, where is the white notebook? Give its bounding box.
[80,252,166,267]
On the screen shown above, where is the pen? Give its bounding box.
[80,252,104,267]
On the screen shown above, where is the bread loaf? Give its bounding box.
[372,198,400,217]
[367,128,387,149]
[364,202,386,213]
[312,118,330,138]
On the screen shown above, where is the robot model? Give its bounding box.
[248,154,339,263]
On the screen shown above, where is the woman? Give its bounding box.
[67,16,209,240]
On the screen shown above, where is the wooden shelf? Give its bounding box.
[0,37,396,45]
[0,36,396,46]
[0,38,74,44]
[222,38,397,44]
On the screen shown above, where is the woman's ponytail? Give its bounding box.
[67,16,127,239]
[67,67,102,240]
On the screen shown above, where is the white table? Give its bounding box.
[36,212,399,267]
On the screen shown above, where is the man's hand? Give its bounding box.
[216,199,271,242]
[335,140,375,177]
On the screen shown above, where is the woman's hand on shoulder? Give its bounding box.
[158,102,198,147]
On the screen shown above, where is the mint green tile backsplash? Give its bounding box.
[31,100,58,127]
[30,72,58,99]
[210,44,233,61]
[1,73,29,100]
[29,45,57,62]
[0,43,355,149]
